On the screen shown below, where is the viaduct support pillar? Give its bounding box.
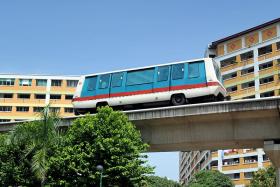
[264,141,280,187]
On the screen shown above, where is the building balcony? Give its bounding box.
[258,52,274,61]
[239,87,255,96]
[258,66,276,77]
[240,58,254,66]
[221,63,239,73]
[259,81,277,91]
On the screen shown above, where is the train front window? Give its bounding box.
[214,61,222,82]
[172,64,184,80]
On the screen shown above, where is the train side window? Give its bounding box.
[126,68,154,86]
[111,72,124,87]
[87,76,97,91]
[188,63,200,78]
[157,66,170,82]
[98,74,111,89]
[172,64,184,80]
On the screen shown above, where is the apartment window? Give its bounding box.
[263,154,269,161]
[0,119,10,123]
[260,76,274,84]
[67,80,78,87]
[50,107,60,113]
[16,106,29,112]
[36,79,47,86]
[17,93,31,99]
[244,156,258,163]
[33,107,44,113]
[226,85,237,92]
[244,172,253,179]
[0,93,13,98]
[241,81,255,89]
[51,80,62,87]
[259,61,273,70]
[226,173,240,180]
[277,42,280,50]
[19,79,32,86]
[65,95,73,100]
[241,67,254,75]
[243,95,255,99]
[64,108,74,113]
[0,78,15,86]
[35,94,46,99]
[240,51,253,61]
[223,158,239,166]
[260,91,275,98]
[0,106,12,112]
[258,45,272,56]
[220,56,237,67]
[50,94,61,100]
[222,72,237,80]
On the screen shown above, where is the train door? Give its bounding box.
[96,73,111,99]
[110,72,125,97]
[154,65,171,92]
[185,61,206,86]
[170,63,185,89]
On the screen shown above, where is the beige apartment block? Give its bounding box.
[180,17,280,187]
[0,74,80,122]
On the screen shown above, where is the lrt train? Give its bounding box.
[72,58,227,114]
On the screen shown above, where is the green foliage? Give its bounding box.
[146,176,183,187]
[47,106,154,186]
[249,166,276,187]
[0,105,61,186]
[188,170,234,187]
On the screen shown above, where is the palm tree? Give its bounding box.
[8,105,61,186]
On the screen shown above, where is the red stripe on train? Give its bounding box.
[72,81,221,102]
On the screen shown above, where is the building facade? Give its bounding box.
[180,17,280,187]
[0,74,80,122]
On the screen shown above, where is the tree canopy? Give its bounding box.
[249,166,276,187]
[146,176,183,187]
[188,170,234,187]
[47,106,154,186]
[0,106,154,186]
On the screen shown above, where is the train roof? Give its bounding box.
[83,58,212,78]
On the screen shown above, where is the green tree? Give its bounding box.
[249,166,276,187]
[0,133,39,186]
[146,176,183,187]
[7,105,61,186]
[48,106,154,186]
[188,170,233,187]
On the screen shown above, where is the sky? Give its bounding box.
[0,0,280,181]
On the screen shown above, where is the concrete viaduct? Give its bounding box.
[1,97,280,186]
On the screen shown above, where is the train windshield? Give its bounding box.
[213,61,222,83]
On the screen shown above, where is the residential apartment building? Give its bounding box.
[0,74,80,122]
[180,17,280,187]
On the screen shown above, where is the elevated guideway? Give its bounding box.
[1,97,280,152]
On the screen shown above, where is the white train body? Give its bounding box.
[72,58,226,113]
